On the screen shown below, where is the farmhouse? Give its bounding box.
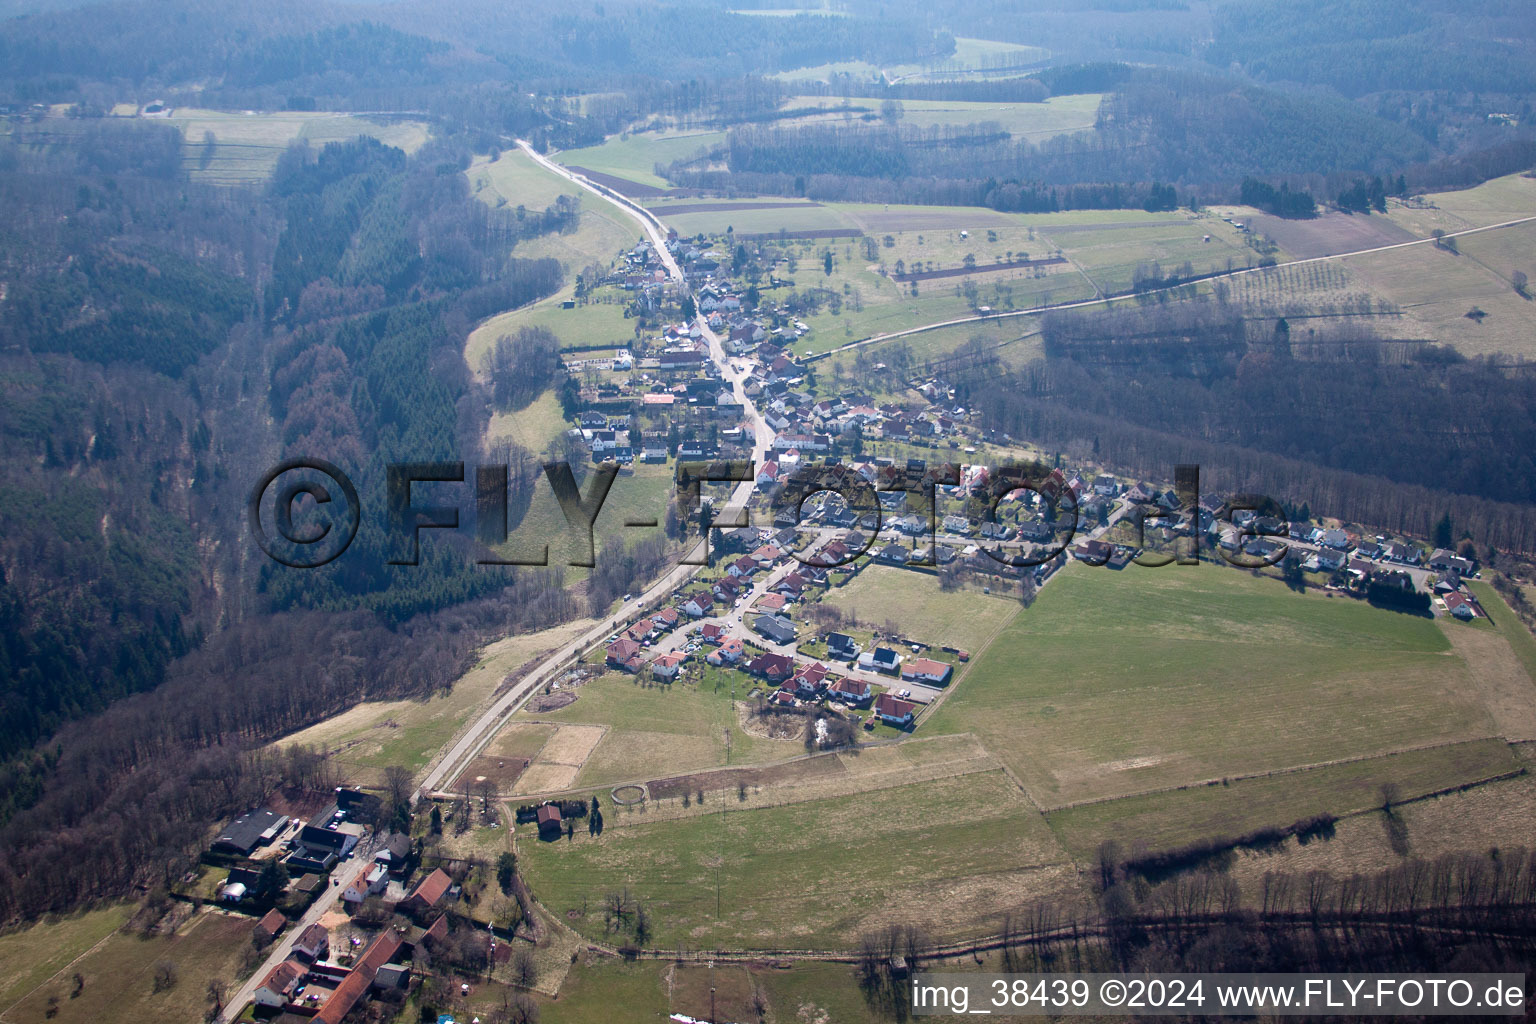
[901,658,952,686]
[311,930,405,1024]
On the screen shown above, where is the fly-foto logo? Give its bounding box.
[250,459,1283,570]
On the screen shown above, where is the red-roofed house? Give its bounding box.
[255,960,306,1008]
[536,805,563,839]
[311,931,404,1024]
[830,677,872,707]
[681,592,716,618]
[699,622,727,644]
[255,908,286,943]
[874,693,918,727]
[293,923,329,962]
[707,637,745,665]
[748,652,795,681]
[728,555,758,578]
[606,638,645,672]
[900,658,953,686]
[404,868,452,915]
[651,651,686,680]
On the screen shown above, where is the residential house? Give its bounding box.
[255,909,286,945]
[606,639,645,672]
[830,677,872,707]
[404,868,453,915]
[293,924,330,963]
[651,652,686,680]
[747,652,796,681]
[873,693,917,728]
[254,960,306,1008]
[706,637,745,665]
[698,622,727,644]
[826,632,859,660]
[754,614,797,645]
[1444,591,1477,620]
[858,647,902,674]
[901,658,952,686]
[681,593,715,618]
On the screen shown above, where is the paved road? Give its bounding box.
[419,144,779,799]
[218,837,374,1023]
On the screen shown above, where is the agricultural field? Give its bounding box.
[784,92,1102,139]
[0,905,132,1014]
[2,909,254,1024]
[923,562,1516,809]
[511,665,803,792]
[1033,214,1255,295]
[155,109,429,184]
[773,36,1049,85]
[1386,172,1536,235]
[648,199,861,237]
[1341,226,1536,358]
[270,618,595,784]
[822,564,1019,652]
[1044,737,1521,862]
[555,130,726,190]
[516,768,1077,949]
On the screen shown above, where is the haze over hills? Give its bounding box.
[2,1,1536,1021]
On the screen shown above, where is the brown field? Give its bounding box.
[511,724,607,796]
[1440,620,1536,742]
[564,166,678,198]
[1243,210,1419,259]
[668,963,761,1022]
[652,200,825,214]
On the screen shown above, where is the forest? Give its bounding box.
[955,301,1536,555]
[0,116,597,922]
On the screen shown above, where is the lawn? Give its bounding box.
[517,769,1076,949]
[1044,737,1521,862]
[923,562,1501,809]
[0,905,131,1013]
[270,618,595,784]
[821,564,1019,653]
[157,109,429,184]
[4,910,254,1024]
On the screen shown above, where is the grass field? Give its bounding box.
[157,109,429,184]
[1342,226,1536,358]
[555,130,726,189]
[786,92,1101,139]
[491,461,675,573]
[1044,737,1521,862]
[271,618,595,784]
[0,905,132,1014]
[2,910,253,1024]
[1387,172,1536,234]
[515,666,802,791]
[822,564,1019,652]
[517,768,1075,949]
[653,202,861,237]
[923,563,1503,809]
[774,36,1049,85]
